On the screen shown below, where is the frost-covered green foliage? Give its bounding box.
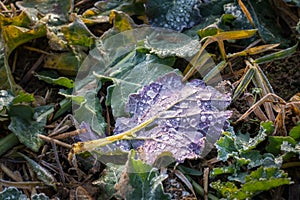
[211,122,293,199]
[0,187,49,200]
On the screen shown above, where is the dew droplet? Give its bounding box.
[189,118,198,127]
[147,89,157,99]
[197,100,202,106]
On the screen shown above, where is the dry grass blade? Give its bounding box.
[228,43,280,58]
[244,94,268,121]
[205,29,257,41]
[52,128,87,140]
[1,164,22,182]
[203,167,209,200]
[237,0,255,27]
[182,40,212,81]
[234,92,300,135]
[0,179,46,189]
[174,169,196,198]
[38,134,72,149]
[235,93,286,124]
[183,29,257,81]
[217,40,226,60]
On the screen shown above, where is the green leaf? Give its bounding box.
[9,116,45,152]
[281,141,300,158]
[240,166,291,197]
[8,105,49,152]
[197,25,220,38]
[94,163,125,200]
[43,51,86,76]
[12,90,35,104]
[19,153,56,188]
[211,166,292,199]
[97,52,176,118]
[85,0,146,16]
[289,122,300,140]
[74,91,107,136]
[210,180,239,198]
[0,11,34,30]
[261,121,275,135]
[75,27,183,119]
[35,74,74,89]
[8,104,34,120]
[216,130,239,162]
[217,122,273,162]
[237,122,268,152]
[116,150,171,200]
[0,187,50,200]
[266,136,296,154]
[250,1,292,46]
[0,187,27,200]
[2,24,47,56]
[0,41,19,92]
[61,17,96,47]
[177,165,203,176]
[144,32,201,58]
[215,122,283,187]
[211,166,235,176]
[0,133,19,157]
[16,0,72,24]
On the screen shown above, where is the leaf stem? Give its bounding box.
[72,116,156,154]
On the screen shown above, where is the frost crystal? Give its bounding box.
[146,0,202,31]
[114,72,231,164]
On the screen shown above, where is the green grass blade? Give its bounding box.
[203,61,228,83]
[233,68,255,100]
[252,62,276,120]
[254,43,298,64]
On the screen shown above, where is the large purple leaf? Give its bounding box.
[114,72,231,164]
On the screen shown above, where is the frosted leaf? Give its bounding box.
[115,72,231,164]
[146,0,203,31]
[144,30,201,58]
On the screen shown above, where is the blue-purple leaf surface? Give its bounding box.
[114,72,231,164]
